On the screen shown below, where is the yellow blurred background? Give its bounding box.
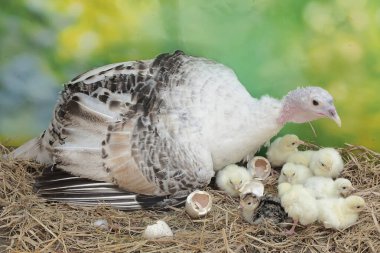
[0,0,379,151]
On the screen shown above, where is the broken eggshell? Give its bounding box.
[185,190,212,218]
[239,180,265,198]
[247,156,271,180]
[142,220,173,239]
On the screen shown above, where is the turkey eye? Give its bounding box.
[291,142,295,145]
[312,100,319,106]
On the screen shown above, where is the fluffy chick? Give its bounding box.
[304,177,355,199]
[317,196,366,230]
[278,163,313,185]
[309,148,344,178]
[266,134,304,167]
[216,164,251,197]
[240,194,288,225]
[278,182,318,235]
[286,150,314,166]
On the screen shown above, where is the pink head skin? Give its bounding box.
[277,87,341,127]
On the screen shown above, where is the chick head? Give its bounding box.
[281,163,297,183]
[280,134,304,151]
[335,178,355,197]
[226,167,250,191]
[313,151,334,172]
[239,193,260,211]
[346,196,366,213]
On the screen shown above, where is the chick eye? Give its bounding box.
[239,180,242,184]
[356,206,361,209]
[247,202,252,205]
[321,162,325,167]
[312,99,319,106]
[229,180,233,184]
[342,187,347,190]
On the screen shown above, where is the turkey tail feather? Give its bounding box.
[34,166,186,211]
[8,136,51,163]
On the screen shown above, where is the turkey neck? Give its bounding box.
[205,86,283,170]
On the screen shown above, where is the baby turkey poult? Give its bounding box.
[304,177,355,199]
[216,164,251,197]
[266,134,304,167]
[278,162,313,185]
[239,193,288,225]
[278,182,318,235]
[287,148,344,178]
[317,195,366,230]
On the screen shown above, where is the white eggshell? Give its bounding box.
[239,180,265,198]
[247,156,271,180]
[143,220,173,239]
[92,219,109,230]
[185,190,212,218]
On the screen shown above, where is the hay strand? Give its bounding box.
[0,144,379,252]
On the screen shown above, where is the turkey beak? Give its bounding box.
[327,106,341,127]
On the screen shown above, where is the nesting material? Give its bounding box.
[142,220,173,239]
[185,190,212,218]
[247,156,271,180]
[0,144,379,252]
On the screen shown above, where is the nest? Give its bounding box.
[0,144,379,252]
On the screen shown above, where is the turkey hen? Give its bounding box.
[10,50,341,210]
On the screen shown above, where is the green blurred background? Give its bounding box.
[0,0,379,151]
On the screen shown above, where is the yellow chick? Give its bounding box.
[278,182,318,235]
[266,134,304,167]
[216,164,251,197]
[286,150,314,166]
[309,148,344,178]
[304,177,355,199]
[278,162,313,185]
[317,195,366,230]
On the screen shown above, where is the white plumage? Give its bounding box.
[278,162,313,185]
[9,51,342,210]
[309,148,344,178]
[317,195,366,230]
[287,148,344,178]
[266,134,303,167]
[304,177,354,199]
[286,150,314,166]
[278,182,318,235]
[216,164,251,197]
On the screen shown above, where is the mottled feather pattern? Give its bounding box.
[252,196,288,224]
[38,51,214,196]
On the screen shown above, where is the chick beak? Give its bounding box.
[234,185,241,191]
[297,140,305,145]
[327,107,341,127]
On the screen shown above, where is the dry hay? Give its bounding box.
[0,144,379,253]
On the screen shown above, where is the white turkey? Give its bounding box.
[9,50,341,210]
